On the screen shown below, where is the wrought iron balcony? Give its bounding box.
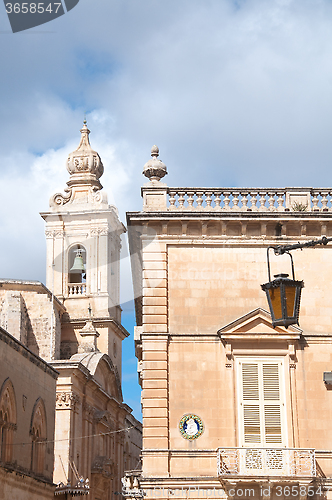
[217,448,316,478]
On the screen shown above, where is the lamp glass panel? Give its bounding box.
[268,287,282,321]
[285,285,296,318]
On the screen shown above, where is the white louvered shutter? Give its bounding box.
[262,363,282,444]
[238,359,286,447]
[242,363,261,444]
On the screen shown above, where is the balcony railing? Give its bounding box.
[217,448,316,477]
[68,283,86,296]
[167,188,332,212]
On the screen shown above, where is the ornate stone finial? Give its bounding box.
[49,122,108,208]
[78,318,100,353]
[66,120,104,186]
[143,145,167,182]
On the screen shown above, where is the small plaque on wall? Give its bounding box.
[179,414,204,440]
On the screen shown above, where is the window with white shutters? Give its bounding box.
[237,358,287,448]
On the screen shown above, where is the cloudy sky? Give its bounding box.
[1,0,332,417]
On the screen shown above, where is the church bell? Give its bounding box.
[70,250,86,274]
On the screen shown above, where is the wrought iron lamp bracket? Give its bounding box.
[267,236,332,281]
[267,247,295,282]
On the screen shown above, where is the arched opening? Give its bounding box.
[30,398,47,475]
[68,244,87,295]
[0,379,17,464]
[68,244,86,284]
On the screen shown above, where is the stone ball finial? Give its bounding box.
[143,145,167,182]
[151,145,159,156]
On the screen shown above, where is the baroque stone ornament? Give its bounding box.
[49,120,108,208]
[179,414,204,440]
[52,188,72,206]
[143,145,167,182]
[67,120,104,181]
[56,391,81,411]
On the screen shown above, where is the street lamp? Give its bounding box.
[261,236,332,329]
[261,249,303,328]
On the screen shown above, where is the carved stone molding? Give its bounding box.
[121,472,144,499]
[91,455,114,478]
[45,230,64,239]
[50,188,73,208]
[83,401,95,421]
[0,421,18,431]
[56,392,81,411]
[93,409,114,430]
[90,228,109,237]
[91,186,104,203]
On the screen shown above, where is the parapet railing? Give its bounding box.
[167,188,332,212]
[68,283,87,296]
[217,448,316,477]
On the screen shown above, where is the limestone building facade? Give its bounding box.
[0,122,142,500]
[0,325,58,500]
[126,148,332,500]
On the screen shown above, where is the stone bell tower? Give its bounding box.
[40,121,128,367]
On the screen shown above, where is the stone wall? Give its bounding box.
[0,326,57,499]
[128,203,332,490]
[0,281,64,360]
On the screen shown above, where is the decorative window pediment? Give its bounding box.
[218,308,300,367]
[218,307,302,339]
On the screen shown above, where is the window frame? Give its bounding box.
[235,356,289,449]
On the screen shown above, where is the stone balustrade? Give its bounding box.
[167,188,332,212]
[68,283,87,296]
